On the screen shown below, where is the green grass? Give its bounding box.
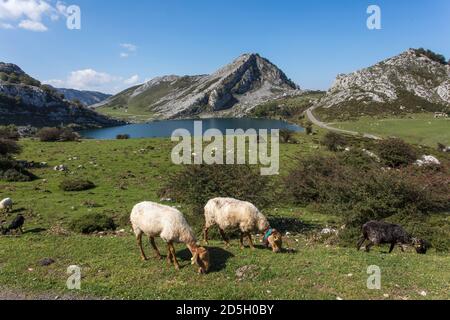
[333,114,450,147]
[0,136,449,300]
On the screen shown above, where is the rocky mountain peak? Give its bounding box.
[97,53,301,119]
[0,62,26,75]
[318,49,450,116]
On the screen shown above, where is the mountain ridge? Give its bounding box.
[95,53,301,120]
[0,62,124,128]
[315,49,450,120]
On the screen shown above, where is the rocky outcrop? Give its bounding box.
[317,49,450,116]
[0,63,124,128]
[96,53,301,119]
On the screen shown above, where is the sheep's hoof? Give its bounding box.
[174,265,181,271]
[141,256,148,261]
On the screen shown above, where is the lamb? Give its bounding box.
[357,221,429,254]
[130,201,210,274]
[203,197,283,253]
[0,198,13,213]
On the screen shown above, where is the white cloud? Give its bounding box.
[124,74,139,85]
[120,43,137,52]
[119,43,137,58]
[45,69,140,94]
[18,19,47,31]
[0,0,68,32]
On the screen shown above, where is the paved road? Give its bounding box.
[305,106,381,140]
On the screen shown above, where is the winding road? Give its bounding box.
[305,106,381,140]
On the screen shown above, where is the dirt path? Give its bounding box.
[306,106,381,140]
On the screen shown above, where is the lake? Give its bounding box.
[80,118,303,139]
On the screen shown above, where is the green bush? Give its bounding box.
[0,139,21,155]
[59,128,79,142]
[377,138,418,168]
[69,213,116,234]
[60,179,96,192]
[159,164,273,214]
[116,134,130,140]
[0,125,20,140]
[279,129,295,144]
[0,156,36,182]
[37,127,79,142]
[37,127,62,142]
[286,154,450,250]
[285,154,449,221]
[321,132,347,152]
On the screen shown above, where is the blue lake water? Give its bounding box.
[80,118,303,139]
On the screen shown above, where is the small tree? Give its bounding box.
[305,122,313,135]
[279,129,295,144]
[0,125,20,140]
[37,127,62,142]
[377,138,418,168]
[0,138,21,156]
[321,132,347,152]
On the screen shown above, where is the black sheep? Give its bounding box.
[0,214,25,235]
[357,221,429,254]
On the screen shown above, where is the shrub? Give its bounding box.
[59,128,79,142]
[0,156,36,182]
[60,179,96,192]
[305,122,313,135]
[414,48,447,65]
[0,125,20,140]
[321,132,347,152]
[377,138,418,168]
[338,149,378,172]
[0,139,21,155]
[285,154,449,222]
[279,129,295,144]
[37,127,79,142]
[37,127,62,142]
[159,164,273,214]
[69,213,116,234]
[116,134,130,140]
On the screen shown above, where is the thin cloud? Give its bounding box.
[0,0,68,32]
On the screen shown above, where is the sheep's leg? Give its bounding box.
[168,242,180,270]
[389,243,396,254]
[136,232,148,261]
[356,236,366,251]
[19,227,23,235]
[239,232,245,249]
[219,228,230,247]
[149,237,162,260]
[400,245,405,252]
[203,227,209,245]
[167,249,174,265]
[247,233,255,250]
[365,241,374,253]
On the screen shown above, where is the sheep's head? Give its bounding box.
[412,238,429,254]
[257,215,270,233]
[192,247,210,274]
[266,229,283,253]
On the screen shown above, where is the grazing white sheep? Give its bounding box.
[203,197,283,252]
[0,198,13,213]
[130,201,210,274]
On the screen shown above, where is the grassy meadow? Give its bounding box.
[332,114,450,147]
[0,133,449,300]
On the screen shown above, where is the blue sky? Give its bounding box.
[0,0,449,93]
